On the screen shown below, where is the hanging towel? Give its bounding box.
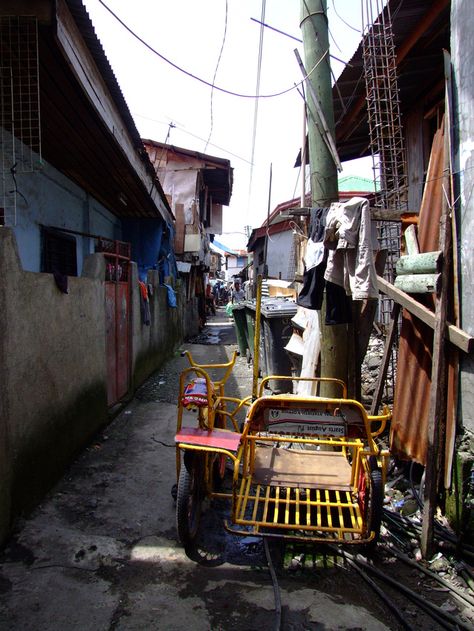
[163,283,177,308]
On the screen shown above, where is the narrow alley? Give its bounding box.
[0,308,471,631]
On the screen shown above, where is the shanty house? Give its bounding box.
[332,0,473,534]
[0,0,180,544]
[143,140,233,335]
[248,176,376,284]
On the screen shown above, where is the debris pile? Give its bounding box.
[361,331,395,408]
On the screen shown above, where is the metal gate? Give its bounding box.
[98,238,131,407]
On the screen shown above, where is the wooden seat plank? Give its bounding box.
[252,446,353,490]
[175,427,241,452]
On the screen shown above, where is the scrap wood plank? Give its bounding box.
[443,49,460,491]
[377,276,473,353]
[421,212,450,559]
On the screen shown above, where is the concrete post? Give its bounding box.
[300,0,352,396]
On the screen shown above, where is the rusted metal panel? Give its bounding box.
[100,239,131,407]
[391,125,443,463]
[391,124,450,465]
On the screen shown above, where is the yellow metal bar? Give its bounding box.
[252,274,263,399]
[182,349,239,371]
[316,490,321,527]
[325,490,332,528]
[285,487,291,525]
[247,433,363,449]
[236,476,252,520]
[258,376,347,398]
[235,476,246,520]
[306,488,311,526]
[251,485,261,523]
[262,485,271,524]
[295,488,300,526]
[274,486,280,524]
[367,404,391,437]
[335,490,344,529]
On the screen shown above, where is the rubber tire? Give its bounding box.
[176,453,203,546]
[366,468,383,545]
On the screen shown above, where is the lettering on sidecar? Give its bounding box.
[263,408,346,437]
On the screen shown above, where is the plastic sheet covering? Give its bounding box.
[296,308,321,396]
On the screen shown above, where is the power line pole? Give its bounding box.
[300,0,352,396]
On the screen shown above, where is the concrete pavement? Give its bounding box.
[0,310,398,630]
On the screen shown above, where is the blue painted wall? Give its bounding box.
[9,158,121,274]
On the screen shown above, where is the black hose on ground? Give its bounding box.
[264,538,282,631]
[383,508,474,561]
[383,543,474,609]
[341,551,471,631]
[344,556,417,631]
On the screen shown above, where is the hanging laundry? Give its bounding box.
[163,283,177,308]
[324,196,379,300]
[297,207,329,311]
[138,281,151,325]
[296,206,352,324]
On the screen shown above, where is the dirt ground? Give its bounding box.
[0,308,473,630]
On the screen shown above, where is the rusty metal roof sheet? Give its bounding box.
[390,123,453,466]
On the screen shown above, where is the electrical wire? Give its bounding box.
[204,0,228,153]
[331,0,362,33]
[134,112,253,164]
[97,0,327,100]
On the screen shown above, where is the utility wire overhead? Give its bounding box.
[97,0,328,100]
[204,0,228,152]
[133,113,253,164]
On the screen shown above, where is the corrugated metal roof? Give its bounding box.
[66,0,146,162]
[338,175,376,192]
[332,0,450,161]
[42,0,172,220]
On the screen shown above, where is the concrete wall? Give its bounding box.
[0,228,109,543]
[0,230,186,545]
[452,0,474,436]
[130,265,184,388]
[181,295,200,340]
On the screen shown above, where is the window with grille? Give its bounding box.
[41,227,77,277]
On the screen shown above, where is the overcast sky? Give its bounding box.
[83,0,373,250]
